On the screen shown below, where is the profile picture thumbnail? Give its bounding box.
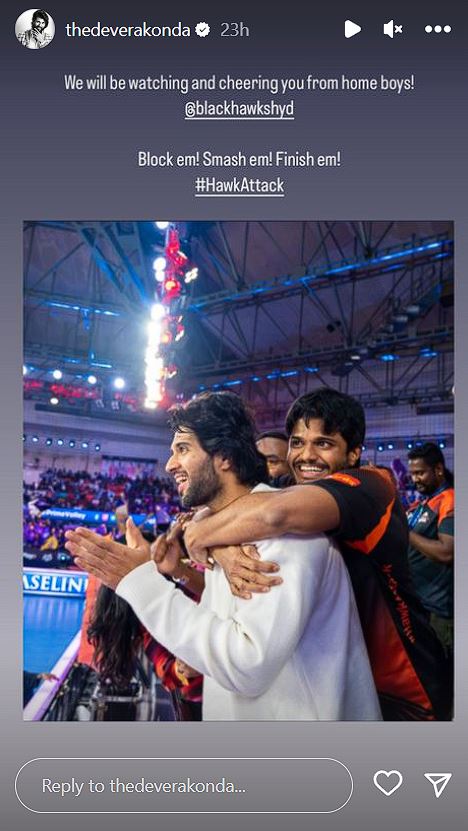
[16,9,55,49]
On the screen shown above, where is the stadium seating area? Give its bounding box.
[23,468,180,554]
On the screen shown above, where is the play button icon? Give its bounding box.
[345,20,362,38]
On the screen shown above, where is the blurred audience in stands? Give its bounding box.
[23,468,181,555]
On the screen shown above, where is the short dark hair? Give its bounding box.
[408,442,454,486]
[256,430,288,443]
[33,10,49,26]
[285,387,365,450]
[168,392,268,486]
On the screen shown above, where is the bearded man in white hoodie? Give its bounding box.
[66,392,381,721]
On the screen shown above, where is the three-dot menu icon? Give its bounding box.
[425,24,452,34]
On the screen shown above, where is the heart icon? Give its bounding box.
[373,770,403,796]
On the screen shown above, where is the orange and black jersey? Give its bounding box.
[313,466,451,720]
[407,487,454,618]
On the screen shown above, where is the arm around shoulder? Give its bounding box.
[260,485,340,536]
[185,485,340,551]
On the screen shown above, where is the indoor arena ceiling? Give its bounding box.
[23,220,454,427]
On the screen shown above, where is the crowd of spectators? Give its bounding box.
[23,468,180,556]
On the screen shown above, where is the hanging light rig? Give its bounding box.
[144,224,198,409]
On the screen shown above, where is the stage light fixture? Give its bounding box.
[52,369,63,380]
[405,304,421,316]
[69,440,76,448]
[57,439,64,446]
[380,354,397,362]
[155,221,170,230]
[153,256,167,272]
[50,397,59,405]
[151,303,166,320]
[46,438,53,446]
[163,277,182,299]
[87,374,97,385]
[23,365,28,375]
[82,441,89,449]
[387,443,394,450]
[113,377,125,390]
[23,434,26,442]
[95,443,101,451]
[407,441,413,449]
[377,444,384,452]
[184,267,199,284]
[439,440,446,449]
[32,436,39,443]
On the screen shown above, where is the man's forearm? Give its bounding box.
[185,486,339,551]
[409,531,454,564]
[188,492,282,550]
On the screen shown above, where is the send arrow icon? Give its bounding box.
[424,773,452,798]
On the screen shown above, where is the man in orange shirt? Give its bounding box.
[407,443,454,660]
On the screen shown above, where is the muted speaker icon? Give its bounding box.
[383,19,403,38]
